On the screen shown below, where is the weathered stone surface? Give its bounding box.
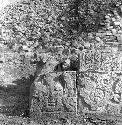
[95,37,101,42]
[112,17,116,22]
[107,26,114,29]
[88,33,94,39]
[28,9,122,124]
[79,49,102,72]
[96,33,104,37]
[120,20,122,27]
[78,72,113,112]
[114,21,121,26]
[80,47,122,72]
[29,47,122,124]
[29,71,77,123]
[29,46,122,122]
[118,30,122,34]
[111,29,117,35]
[39,55,59,75]
[84,42,91,48]
[117,34,122,43]
[106,31,113,36]
[78,43,122,116]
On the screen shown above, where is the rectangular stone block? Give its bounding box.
[79,47,122,73]
[62,71,77,97]
[77,69,122,117]
[36,71,77,114]
[62,97,77,113]
[78,72,106,114]
[79,49,102,72]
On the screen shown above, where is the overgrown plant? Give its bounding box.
[0,0,122,86]
[0,0,69,84]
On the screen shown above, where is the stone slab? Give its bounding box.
[29,71,77,122]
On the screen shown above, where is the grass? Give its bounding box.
[0,114,41,125]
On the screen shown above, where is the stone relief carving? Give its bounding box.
[30,46,122,123]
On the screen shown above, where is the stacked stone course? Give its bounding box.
[29,6,122,125]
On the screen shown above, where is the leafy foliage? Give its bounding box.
[0,0,69,82]
[0,0,122,85]
[65,0,122,33]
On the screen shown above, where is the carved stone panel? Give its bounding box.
[78,46,122,117]
[30,47,122,123]
[30,71,77,121]
[79,47,122,73]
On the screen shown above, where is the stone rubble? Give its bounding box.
[29,4,122,125]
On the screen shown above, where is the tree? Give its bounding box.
[65,0,122,33]
[0,0,73,86]
[0,0,122,87]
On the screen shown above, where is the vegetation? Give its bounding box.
[0,0,122,85]
[0,0,63,83]
[1,1,122,125]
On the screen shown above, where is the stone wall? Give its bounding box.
[29,9,122,124]
[1,2,122,124]
[78,10,122,116]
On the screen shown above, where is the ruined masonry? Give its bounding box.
[29,11,122,123]
[29,47,122,124]
[29,71,77,123]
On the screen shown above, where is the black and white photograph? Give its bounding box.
[0,0,122,124]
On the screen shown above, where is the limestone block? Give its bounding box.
[118,30,122,34]
[95,37,101,42]
[77,69,122,115]
[29,71,77,123]
[106,31,112,36]
[105,15,110,19]
[39,56,59,75]
[88,33,94,39]
[79,46,122,73]
[96,33,106,38]
[114,21,120,26]
[98,29,105,33]
[107,26,114,29]
[84,42,90,48]
[117,34,122,43]
[30,47,122,123]
[112,18,116,22]
[96,33,103,37]
[78,72,107,113]
[79,49,102,72]
[111,29,117,35]
[120,20,122,27]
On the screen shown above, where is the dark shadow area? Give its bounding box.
[54,60,79,72]
[0,74,36,118]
